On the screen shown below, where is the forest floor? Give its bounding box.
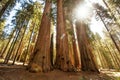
[0,64,120,80]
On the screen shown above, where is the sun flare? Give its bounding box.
[75,4,91,20]
[74,1,105,38]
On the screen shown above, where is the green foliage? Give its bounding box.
[107,0,120,7]
[94,3,112,20]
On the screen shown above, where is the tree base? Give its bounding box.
[28,63,42,73]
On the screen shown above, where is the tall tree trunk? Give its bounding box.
[70,22,81,70]
[55,0,71,71]
[104,40,120,69]
[0,29,15,57]
[99,41,113,69]
[97,12,120,53]
[50,34,54,66]
[28,0,52,72]
[76,20,99,72]
[4,23,23,64]
[12,25,28,65]
[23,22,36,65]
[104,42,119,69]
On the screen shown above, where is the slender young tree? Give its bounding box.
[97,11,120,53]
[3,3,34,64]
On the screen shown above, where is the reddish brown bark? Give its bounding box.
[28,0,52,72]
[71,23,81,70]
[76,20,99,72]
[55,0,71,71]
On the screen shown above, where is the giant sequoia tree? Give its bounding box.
[28,0,52,72]
[76,20,99,72]
[55,0,71,71]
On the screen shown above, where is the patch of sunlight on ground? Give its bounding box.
[0,58,27,65]
[101,69,120,79]
[107,72,120,77]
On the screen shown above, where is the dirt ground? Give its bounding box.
[0,65,120,80]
